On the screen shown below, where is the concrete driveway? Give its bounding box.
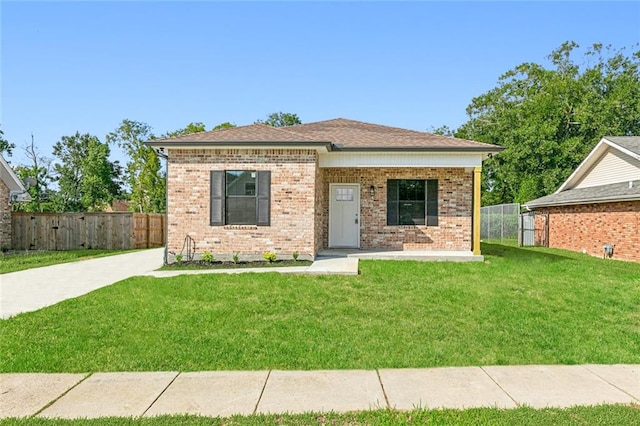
[0,248,164,319]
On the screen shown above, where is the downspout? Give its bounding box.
[153,148,169,265]
[472,167,482,255]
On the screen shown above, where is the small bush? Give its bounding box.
[201,251,214,263]
[292,251,299,261]
[175,253,183,264]
[263,252,277,263]
[232,252,240,264]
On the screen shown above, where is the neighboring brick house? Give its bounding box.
[0,154,31,250]
[146,118,502,261]
[525,136,640,262]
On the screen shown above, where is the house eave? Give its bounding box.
[525,194,640,209]
[333,146,503,154]
[145,141,333,153]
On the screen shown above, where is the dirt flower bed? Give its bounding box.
[160,259,313,270]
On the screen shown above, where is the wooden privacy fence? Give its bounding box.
[11,212,165,251]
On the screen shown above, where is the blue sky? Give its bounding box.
[2,1,639,166]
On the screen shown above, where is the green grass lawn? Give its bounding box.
[1,243,639,372]
[0,249,137,274]
[1,406,639,425]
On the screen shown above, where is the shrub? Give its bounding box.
[175,253,183,264]
[201,251,214,263]
[292,251,299,261]
[232,252,240,264]
[263,252,277,263]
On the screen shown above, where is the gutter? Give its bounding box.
[525,194,640,209]
[153,148,169,266]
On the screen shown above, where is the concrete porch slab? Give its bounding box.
[144,371,269,417]
[318,249,484,262]
[0,373,87,418]
[583,364,640,401]
[39,372,178,419]
[483,365,637,408]
[305,257,359,275]
[256,370,386,414]
[379,367,516,410]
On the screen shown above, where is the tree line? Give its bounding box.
[0,112,300,214]
[3,42,638,210]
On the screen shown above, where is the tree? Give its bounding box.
[0,125,15,157]
[107,120,165,213]
[13,134,55,212]
[52,132,121,212]
[457,42,640,205]
[162,122,206,138]
[255,112,301,127]
[428,125,454,136]
[212,122,236,131]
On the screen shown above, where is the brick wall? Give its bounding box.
[0,180,11,250]
[319,167,473,251]
[536,201,640,262]
[167,149,318,259]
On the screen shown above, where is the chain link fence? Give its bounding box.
[480,203,520,244]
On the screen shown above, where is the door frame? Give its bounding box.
[328,183,361,248]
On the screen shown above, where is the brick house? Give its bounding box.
[0,154,30,250]
[146,118,502,261]
[525,136,640,262]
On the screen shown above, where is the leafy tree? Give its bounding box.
[163,122,206,138]
[52,132,121,212]
[428,125,454,136]
[457,42,640,205]
[12,135,55,212]
[255,112,301,127]
[212,122,236,131]
[0,125,15,156]
[107,120,165,213]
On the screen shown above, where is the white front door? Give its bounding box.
[329,184,360,248]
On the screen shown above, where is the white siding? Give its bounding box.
[574,148,640,189]
[318,152,484,168]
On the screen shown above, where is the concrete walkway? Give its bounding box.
[144,256,359,278]
[0,248,164,319]
[0,252,358,319]
[1,365,638,419]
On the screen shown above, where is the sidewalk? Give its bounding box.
[2,365,638,419]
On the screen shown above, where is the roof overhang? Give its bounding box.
[557,137,640,192]
[525,194,640,209]
[0,155,31,202]
[144,141,503,159]
[145,141,334,153]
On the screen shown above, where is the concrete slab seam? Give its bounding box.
[479,366,520,407]
[31,373,92,417]
[141,371,181,417]
[375,369,391,410]
[253,370,272,414]
[580,365,640,403]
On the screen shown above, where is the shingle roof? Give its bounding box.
[605,136,640,156]
[148,118,502,152]
[150,123,321,143]
[525,179,640,208]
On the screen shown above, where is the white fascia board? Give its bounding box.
[162,144,330,153]
[0,154,27,192]
[605,138,640,161]
[319,152,484,168]
[556,138,609,193]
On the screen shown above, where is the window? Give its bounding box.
[387,179,438,226]
[335,188,354,201]
[210,170,270,226]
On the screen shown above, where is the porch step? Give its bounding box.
[305,257,359,275]
[318,249,484,262]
